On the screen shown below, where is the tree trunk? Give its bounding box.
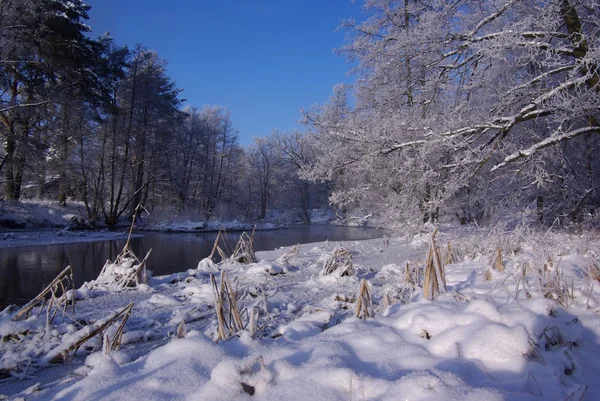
[4,135,17,200]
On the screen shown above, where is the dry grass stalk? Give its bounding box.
[209,229,232,261]
[110,303,133,351]
[176,321,187,339]
[584,253,600,282]
[248,306,259,339]
[118,203,149,260]
[423,228,446,300]
[231,230,257,264]
[493,247,505,272]
[355,279,374,319]
[404,262,413,285]
[13,266,75,322]
[46,302,134,363]
[277,244,299,266]
[521,262,529,283]
[102,334,111,358]
[484,268,493,281]
[321,246,354,276]
[382,292,391,309]
[211,274,228,340]
[423,245,436,299]
[444,242,456,265]
[211,271,246,340]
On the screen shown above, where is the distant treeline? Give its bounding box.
[0,0,327,225]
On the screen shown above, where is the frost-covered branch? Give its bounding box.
[491,126,600,171]
[380,140,426,154]
[0,101,51,114]
[468,0,523,36]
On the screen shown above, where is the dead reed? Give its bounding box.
[13,265,75,323]
[493,247,505,271]
[423,228,447,300]
[211,271,247,340]
[321,246,354,277]
[46,302,134,363]
[355,279,374,319]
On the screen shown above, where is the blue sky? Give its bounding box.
[85,0,364,145]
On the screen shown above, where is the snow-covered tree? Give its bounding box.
[0,0,103,201]
[303,0,600,226]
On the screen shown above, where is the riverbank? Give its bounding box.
[0,229,139,249]
[1,228,600,400]
[0,200,336,234]
[0,200,90,230]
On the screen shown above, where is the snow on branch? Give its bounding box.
[468,0,523,37]
[506,66,577,95]
[491,126,600,171]
[380,140,426,155]
[443,76,588,139]
[0,101,51,114]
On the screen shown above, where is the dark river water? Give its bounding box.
[0,225,387,308]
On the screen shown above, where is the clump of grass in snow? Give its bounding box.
[211,271,251,341]
[231,231,257,264]
[276,244,299,266]
[93,247,152,290]
[444,242,457,265]
[321,246,354,277]
[207,229,258,264]
[584,251,600,282]
[92,211,152,290]
[538,264,575,308]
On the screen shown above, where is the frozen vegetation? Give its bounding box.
[1,227,600,400]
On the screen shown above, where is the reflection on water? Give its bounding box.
[0,225,387,308]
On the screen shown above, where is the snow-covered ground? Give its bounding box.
[2,229,600,400]
[0,200,89,230]
[0,229,140,248]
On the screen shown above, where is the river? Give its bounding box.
[0,225,387,308]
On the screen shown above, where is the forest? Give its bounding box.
[1,0,599,229]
